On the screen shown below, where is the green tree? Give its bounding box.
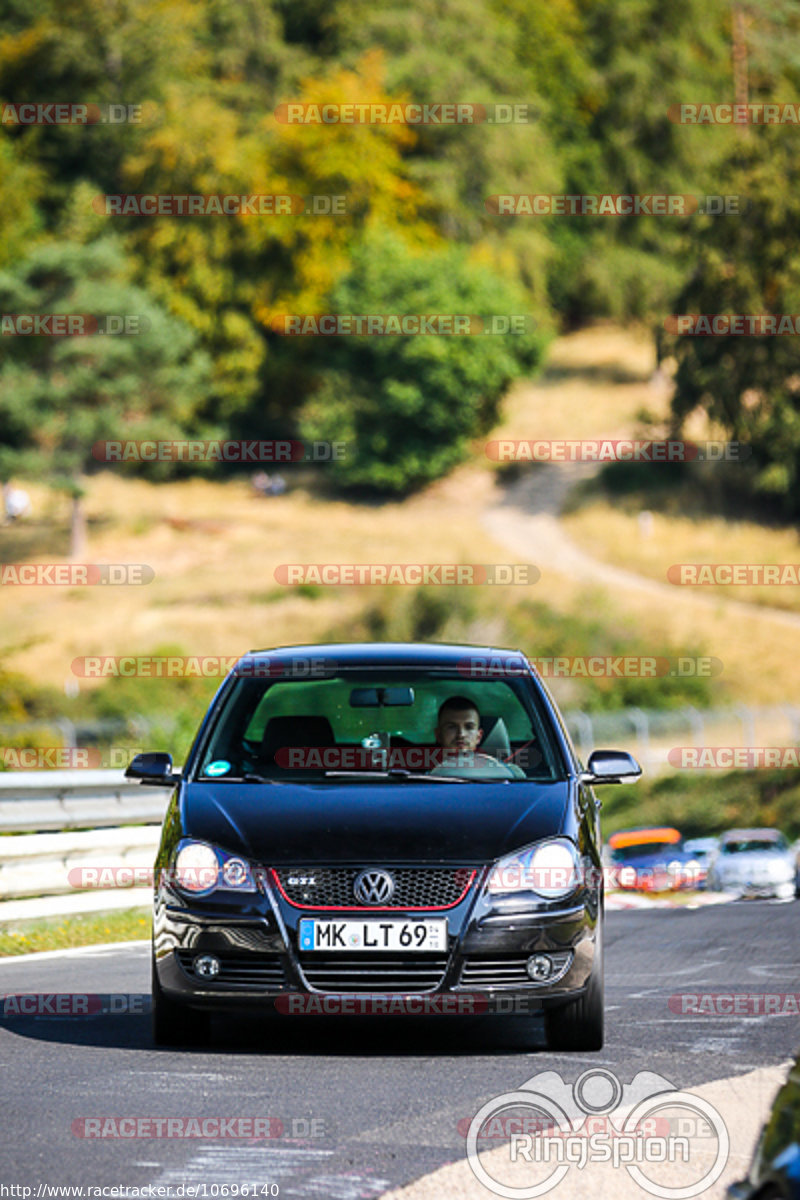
[667,1,800,515]
[669,134,800,515]
[0,239,214,549]
[298,229,549,493]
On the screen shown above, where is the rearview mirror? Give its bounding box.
[349,687,415,707]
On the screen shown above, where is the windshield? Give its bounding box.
[720,838,787,855]
[611,842,681,862]
[193,668,565,783]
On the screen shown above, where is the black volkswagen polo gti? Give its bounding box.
[127,642,641,1050]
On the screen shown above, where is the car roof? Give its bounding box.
[608,827,682,848]
[719,828,784,842]
[240,642,528,668]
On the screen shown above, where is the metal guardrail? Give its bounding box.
[0,771,168,920]
[1,706,798,920]
[0,769,170,833]
[0,826,161,900]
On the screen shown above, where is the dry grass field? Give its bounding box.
[2,323,799,707]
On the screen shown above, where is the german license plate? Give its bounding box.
[298,918,447,952]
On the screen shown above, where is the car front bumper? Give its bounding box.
[153,873,600,1015]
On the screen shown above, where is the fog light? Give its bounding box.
[193,954,221,978]
[526,954,553,981]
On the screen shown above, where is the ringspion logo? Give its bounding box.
[465,1068,728,1198]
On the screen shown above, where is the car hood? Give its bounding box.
[718,851,791,871]
[616,849,688,868]
[181,779,571,864]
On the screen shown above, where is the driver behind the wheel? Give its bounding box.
[434,696,484,759]
[433,697,495,768]
[432,696,526,777]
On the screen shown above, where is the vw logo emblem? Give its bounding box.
[354,869,395,905]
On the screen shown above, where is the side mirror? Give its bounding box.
[581,750,642,785]
[125,751,180,785]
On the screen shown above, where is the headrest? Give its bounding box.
[480,715,511,757]
[260,715,335,761]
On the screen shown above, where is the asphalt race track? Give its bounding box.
[1,902,798,1198]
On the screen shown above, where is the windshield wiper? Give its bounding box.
[323,769,466,783]
[197,773,280,784]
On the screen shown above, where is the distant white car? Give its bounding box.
[682,837,720,889]
[707,828,795,900]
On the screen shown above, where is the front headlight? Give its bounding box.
[486,838,582,899]
[171,840,257,895]
[769,860,794,881]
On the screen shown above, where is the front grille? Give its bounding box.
[298,953,449,993]
[176,950,286,988]
[460,952,573,988]
[272,866,475,909]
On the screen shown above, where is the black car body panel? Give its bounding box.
[136,643,639,1042]
[181,780,570,863]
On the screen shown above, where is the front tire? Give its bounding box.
[152,953,210,1047]
[544,923,603,1052]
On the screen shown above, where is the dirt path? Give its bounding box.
[481,440,800,634]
